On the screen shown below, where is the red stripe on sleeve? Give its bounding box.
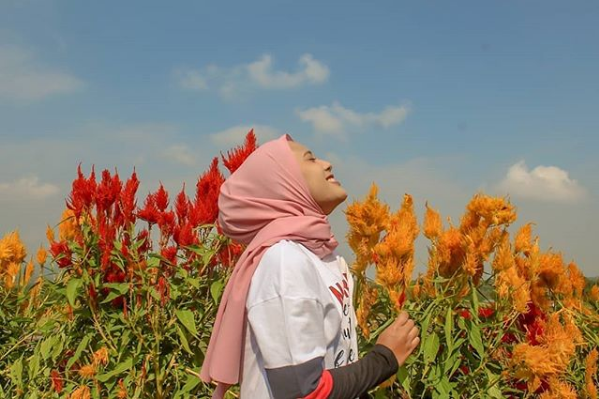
[301,370,333,399]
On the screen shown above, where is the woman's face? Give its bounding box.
[288,140,348,215]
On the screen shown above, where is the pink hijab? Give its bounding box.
[200,133,339,396]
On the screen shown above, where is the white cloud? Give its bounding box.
[162,144,196,166]
[0,45,84,102]
[296,101,410,138]
[172,68,208,91]
[209,124,281,147]
[247,54,329,89]
[496,161,588,203]
[173,53,329,100]
[0,175,59,200]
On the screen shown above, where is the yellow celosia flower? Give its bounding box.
[78,364,96,378]
[69,385,91,399]
[585,349,598,399]
[92,347,109,366]
[423,202,442,240]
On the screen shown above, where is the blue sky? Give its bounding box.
[1,1,598,276]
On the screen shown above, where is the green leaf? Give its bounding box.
[66,277,82,306]
[67,334,92,369]
[96,357,133,382]
[468,321,485,360]
[177,325,194,355]
[210,279,225,303]
[180,372,201,393]
[9,356,23,388]
[397,365,410,393]
[423,331,440,364]
[104,283,129,295]
[176,309,198,336]
[444,307,453,355]
[40,336,57,360]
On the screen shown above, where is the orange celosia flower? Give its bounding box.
[538,377,578,399]
[93,347,109,366]
[117,378,128,399]
[50,369,63,393]
[356,284,378,339]
[423,202,442,240]
[514,223,534,255]
[46,224,55,243]
[345,183,390,276]
[59,208,80,241]
[590,285,599,302]
[70,385,91,399]
[511,311,582,390]
[36,245,47,265]
[585,349,598,399]
[78,364,96,378]
[22,259,34,286]
[436,227,465,278]
[567,262,586,298]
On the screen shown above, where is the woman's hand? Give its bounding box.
[376,311,420,366]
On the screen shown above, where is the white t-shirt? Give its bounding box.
[240,239,359,398]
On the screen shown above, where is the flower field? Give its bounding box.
[1,131,597,398]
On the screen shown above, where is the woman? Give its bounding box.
[200,133,420,398]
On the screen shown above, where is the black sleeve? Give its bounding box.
[327,344,399,399]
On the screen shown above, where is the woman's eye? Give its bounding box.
[310,158,316,162]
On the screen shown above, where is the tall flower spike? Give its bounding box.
[220,128,258,174]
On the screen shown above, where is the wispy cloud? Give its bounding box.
[296,101,410,139]
[495,161,588,203]
[0,45,84,102]
[173,53,329,100]
[209,124,281,147]
[161,144,196,166]
[0,175,59,200]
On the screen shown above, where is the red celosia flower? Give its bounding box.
[174,222,196,247]
[119,169,140,226]
[191,157,225,226]
[66,164,97,218]
[136,230,151,253]
[50,369,63,393]
[397,290,407,308]
[49,241,72,268]
[138,193,160,225]
[157,276,170,306]
[161,246,178,267]
[158,210,176,238]
[478,305,495,319]
[175,185,189,224]
[155,183,169,212]
[96,169,122,214]
[458,309,471,320]
[220,129,258,174]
